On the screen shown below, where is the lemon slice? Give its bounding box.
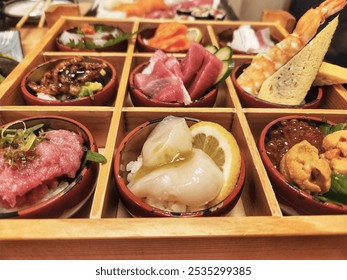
[186,27,203,43]
[190,121,242,206]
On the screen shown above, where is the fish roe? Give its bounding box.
[265,119,325,169]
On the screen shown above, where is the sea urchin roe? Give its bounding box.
[265,119,325,169]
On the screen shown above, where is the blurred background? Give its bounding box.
[0,0,346,67]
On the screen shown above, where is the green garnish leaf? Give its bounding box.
[0,123,46,168]
[21,133,37,152]
[81,150,107,169]
[85,150,107,164]
[315,173,347,206]
[319,122,346,135]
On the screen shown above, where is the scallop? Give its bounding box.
[129,148,223,210]
[141,116,193,167]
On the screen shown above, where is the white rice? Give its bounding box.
[37,92,57,101]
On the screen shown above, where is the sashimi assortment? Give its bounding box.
[227,25,274,54]
[145,22,199,52]
[57,24,127,51]
[133,42,233,105]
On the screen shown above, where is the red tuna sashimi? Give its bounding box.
[180,41,207,87]
[165,56,183,79]
[134,60,191,105]
[0,130,84,208]
[188,50,222,100]
[153,81,190,104]
[142,49,169,74]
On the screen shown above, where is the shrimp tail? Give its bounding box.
[236,0,347,95]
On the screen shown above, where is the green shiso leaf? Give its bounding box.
[315,173,347,206]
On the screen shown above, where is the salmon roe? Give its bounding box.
[265,119,325,169]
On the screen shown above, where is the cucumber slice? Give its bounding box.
[214,46,233,61]
[214,59,234,85]
[204,44,218,54]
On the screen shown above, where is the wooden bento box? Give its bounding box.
[1,17,347,260]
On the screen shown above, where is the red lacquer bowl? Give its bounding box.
[128,62,218,107]
[258,115,347,215]
[0,115,100,219]
[114,117,245,217]
[21,57,118,106]
[232,64,323,109]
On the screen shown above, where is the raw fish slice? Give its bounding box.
[187,51,222,100]
[142,49,169,74]
[165,56,183,79]
[129,148,223,210]
[153,81,191,104]
[141,116,193,167]
[134,60,191,105]
[180,41,206,86]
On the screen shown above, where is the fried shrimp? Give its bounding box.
[236,0,347,95]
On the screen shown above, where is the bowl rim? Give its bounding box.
[21,56,117,105]
[0,115,98,218]
[232,64,323,108]
[258,115,347,213]
[113,117,246,217]
[129,61,218,107]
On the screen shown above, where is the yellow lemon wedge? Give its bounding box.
[190,121,242,206]
[186,27,203,43]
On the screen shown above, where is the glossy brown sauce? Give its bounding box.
[265,119,325,169]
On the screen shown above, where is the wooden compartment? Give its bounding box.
[0,17,347,260]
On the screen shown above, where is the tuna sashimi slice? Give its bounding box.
[188,50,223,100]
[165,56,183,79]
[0,130,84,208]
[153,81,191,104]
[134,60,191,105]
[180,41,206,87]
[142,49,169,74]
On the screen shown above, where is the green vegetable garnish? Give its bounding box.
[315,173,347,206]
[319,122,347,135]
[0,123,45,168]
[78,81,103,99]
[81,150,107,169]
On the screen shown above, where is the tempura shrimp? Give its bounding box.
[236,0,347,95]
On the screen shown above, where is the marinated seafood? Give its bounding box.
[236,0,347,95]
[58,24,126,50]
[280,140,331,194]
[265,118,347,205]
[27,57,108,101]
[321,130,347,175]
[265,119,325,169]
